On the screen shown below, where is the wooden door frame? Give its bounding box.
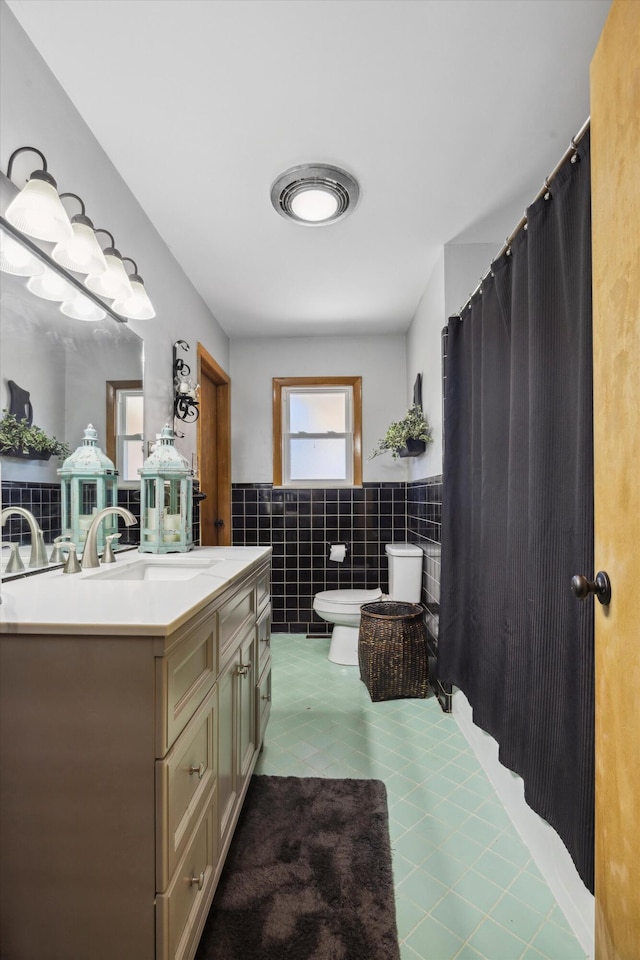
[591,1,640,956]
[197,343,231,545]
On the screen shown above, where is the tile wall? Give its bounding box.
[232,483,407,634]
[232,475,451,710]
[0,480,204,548]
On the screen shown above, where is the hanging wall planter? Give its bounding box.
[398,437,427,458]
[368,402,433,461]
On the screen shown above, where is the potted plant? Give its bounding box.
[0,411,70,461]
[369,403,433,460]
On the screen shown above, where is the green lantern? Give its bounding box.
[57,424,118,553]
[138,424,193,553]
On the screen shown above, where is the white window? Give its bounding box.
[273,377,362,487]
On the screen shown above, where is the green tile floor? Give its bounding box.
[254,633,588,960]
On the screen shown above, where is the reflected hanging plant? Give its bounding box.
[0,410,70,460]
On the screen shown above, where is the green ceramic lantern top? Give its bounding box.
[139,424,191,477]
[58,424,116,477]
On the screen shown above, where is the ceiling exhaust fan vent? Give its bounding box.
[270,163,359,225]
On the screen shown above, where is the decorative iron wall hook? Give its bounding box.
[173,340,199,423]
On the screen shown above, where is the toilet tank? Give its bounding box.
[385,543,423,602]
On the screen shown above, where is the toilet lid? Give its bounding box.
[314,588,382,605]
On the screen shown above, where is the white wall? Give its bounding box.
[230,335,407,484]
[406,251,445,480]
[0,2,229,466]
[404,243,496,481]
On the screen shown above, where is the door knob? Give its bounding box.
[571,571,611,606]
[213,519,224,527]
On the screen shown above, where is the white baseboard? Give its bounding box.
[452,688,594,959]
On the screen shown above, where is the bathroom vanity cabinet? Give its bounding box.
[0,548,272,960]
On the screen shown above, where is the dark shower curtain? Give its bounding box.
[439,133,594,891]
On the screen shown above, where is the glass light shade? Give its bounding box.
[0,228,44,277]
[60,292,107,321]
[52,221,108,276]
[112,277,156,319]
[5,175,73,243]
[290,188,339,222]
[85,252,133,300]
[27,267,74,301]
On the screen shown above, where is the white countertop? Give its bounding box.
[0,546,271,637]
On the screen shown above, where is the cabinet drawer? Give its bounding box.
[156,685,217,892]
[156,789,218,960]
[256,604,271,674]
[256,661,271,748]
[156,611,218,757]
[219,583,255,664]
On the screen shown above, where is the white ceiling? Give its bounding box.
[7,0,611,338]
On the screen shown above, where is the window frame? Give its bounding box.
[272,376,362,488]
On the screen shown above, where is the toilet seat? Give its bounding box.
[313,587,382,615]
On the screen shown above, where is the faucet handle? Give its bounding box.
[2,542,25,574]
[102,533,122,565]
[61,543,82,575]
[50,535,72,564]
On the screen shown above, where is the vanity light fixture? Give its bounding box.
[52,193,108,276]
[4,147,73,243]
[112,258,156,320]
[3,145,155,321]
[270,163,360,225]
[0,225,44,277]
[60,292,107,322]
[85,229,134,301]
[27,266,75,302]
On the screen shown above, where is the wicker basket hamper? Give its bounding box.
[358,601,429,702]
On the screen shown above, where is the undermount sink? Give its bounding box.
[86,558,221,582]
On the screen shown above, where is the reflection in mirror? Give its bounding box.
[0,219,144,580]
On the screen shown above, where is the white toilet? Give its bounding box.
[313,542,424,665]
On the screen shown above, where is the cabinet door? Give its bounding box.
[216,653,237,853]
[236,627,256,798]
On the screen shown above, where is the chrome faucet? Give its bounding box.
[81,507,137,569]
[0,507,49,568]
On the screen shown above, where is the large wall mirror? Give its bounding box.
[1,194,144,576]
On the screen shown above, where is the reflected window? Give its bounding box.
[106,379,143,483]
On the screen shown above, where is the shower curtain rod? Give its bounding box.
[454,116,591,317]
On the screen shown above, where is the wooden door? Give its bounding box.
[591,2,640,957]
[197,344,231,546]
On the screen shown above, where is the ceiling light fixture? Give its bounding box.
[4,147,73,243]
[270,163,359,226]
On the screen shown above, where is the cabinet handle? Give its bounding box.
[261,694,271,702]
[189,762,205,779]
[189,871,205,891]
[236,662,252,677]
[260,634,270,645]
